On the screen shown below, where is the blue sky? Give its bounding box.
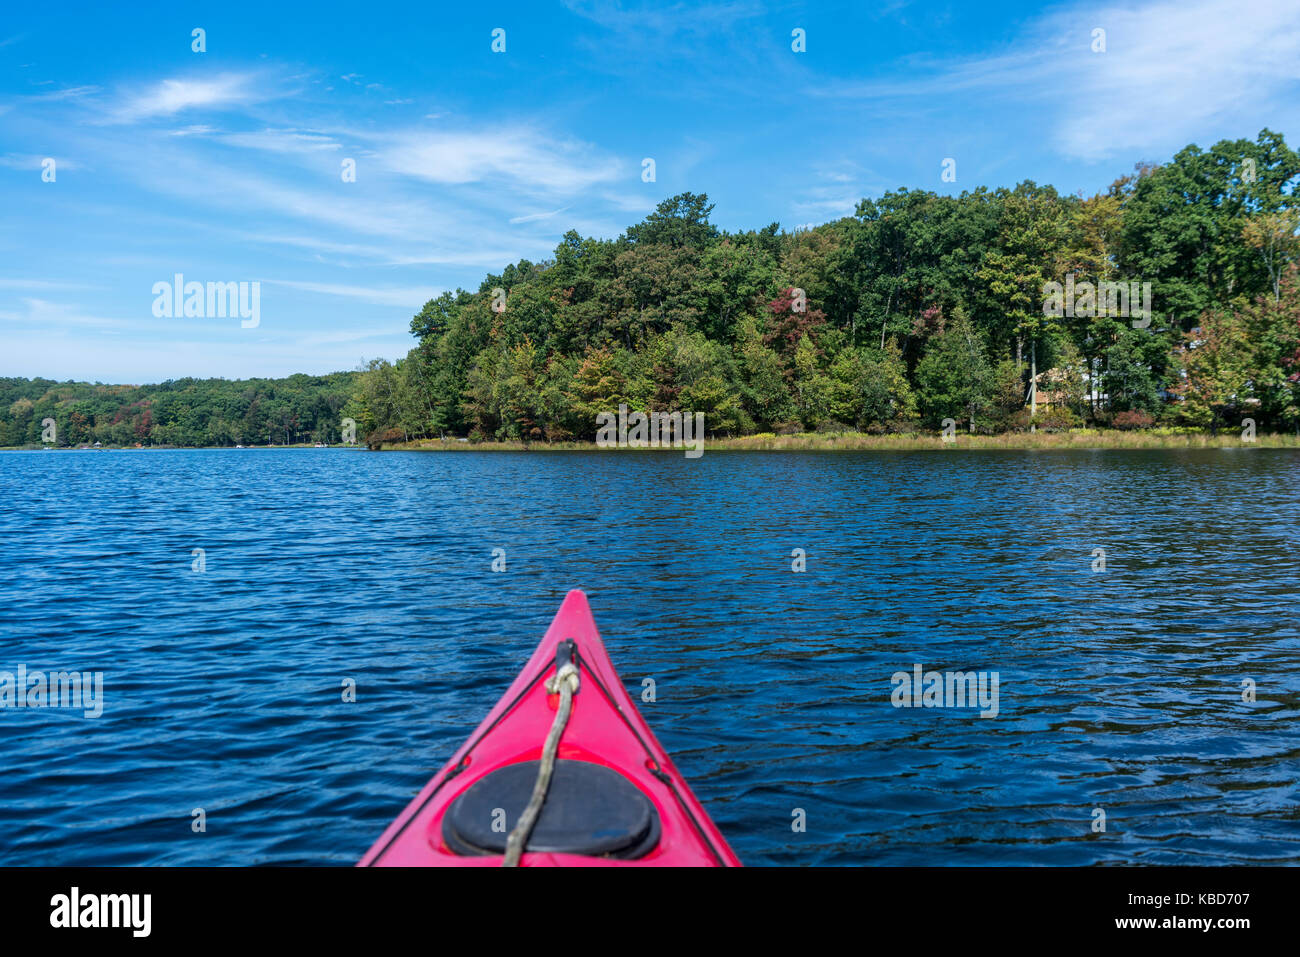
[2,0,1298,382]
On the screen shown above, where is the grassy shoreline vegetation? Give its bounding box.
[378,430,1300,452]
[5,131,1298,453]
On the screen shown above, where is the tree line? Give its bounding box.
[0,373,357,447]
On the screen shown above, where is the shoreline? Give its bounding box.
[0,443,360,452]
[376,430,1300,452]
[7,431,1299,453]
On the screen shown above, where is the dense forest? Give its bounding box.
[0,373,356,447]
[5,130,1298,450]
[352,129,1300,444]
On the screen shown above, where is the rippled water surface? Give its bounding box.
[1,447,1298,865]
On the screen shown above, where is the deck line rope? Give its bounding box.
[502,662,580,867]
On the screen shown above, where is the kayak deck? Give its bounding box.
[360,590,741,866]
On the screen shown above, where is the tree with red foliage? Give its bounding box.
[763,287,827,361]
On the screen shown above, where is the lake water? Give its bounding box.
[1,447,1298,865]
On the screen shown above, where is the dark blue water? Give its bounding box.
[2,447,1298,865]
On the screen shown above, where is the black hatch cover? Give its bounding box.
[442,760,661,859]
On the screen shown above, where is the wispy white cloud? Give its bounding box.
[29,85,99,102]
[817,0,1300,162]
[260,279,440,308]
[377,127,624,193]
[0,297,133,329]
[789,194,860,218]
[107,73,271,123]
[0,84,97,116]
[219,128,342,153]
[167,124,219,137]
[509,206,571,224]
[60,123,562,271]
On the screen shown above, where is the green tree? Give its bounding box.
[625,193,720,249]
[914,309,994,432]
